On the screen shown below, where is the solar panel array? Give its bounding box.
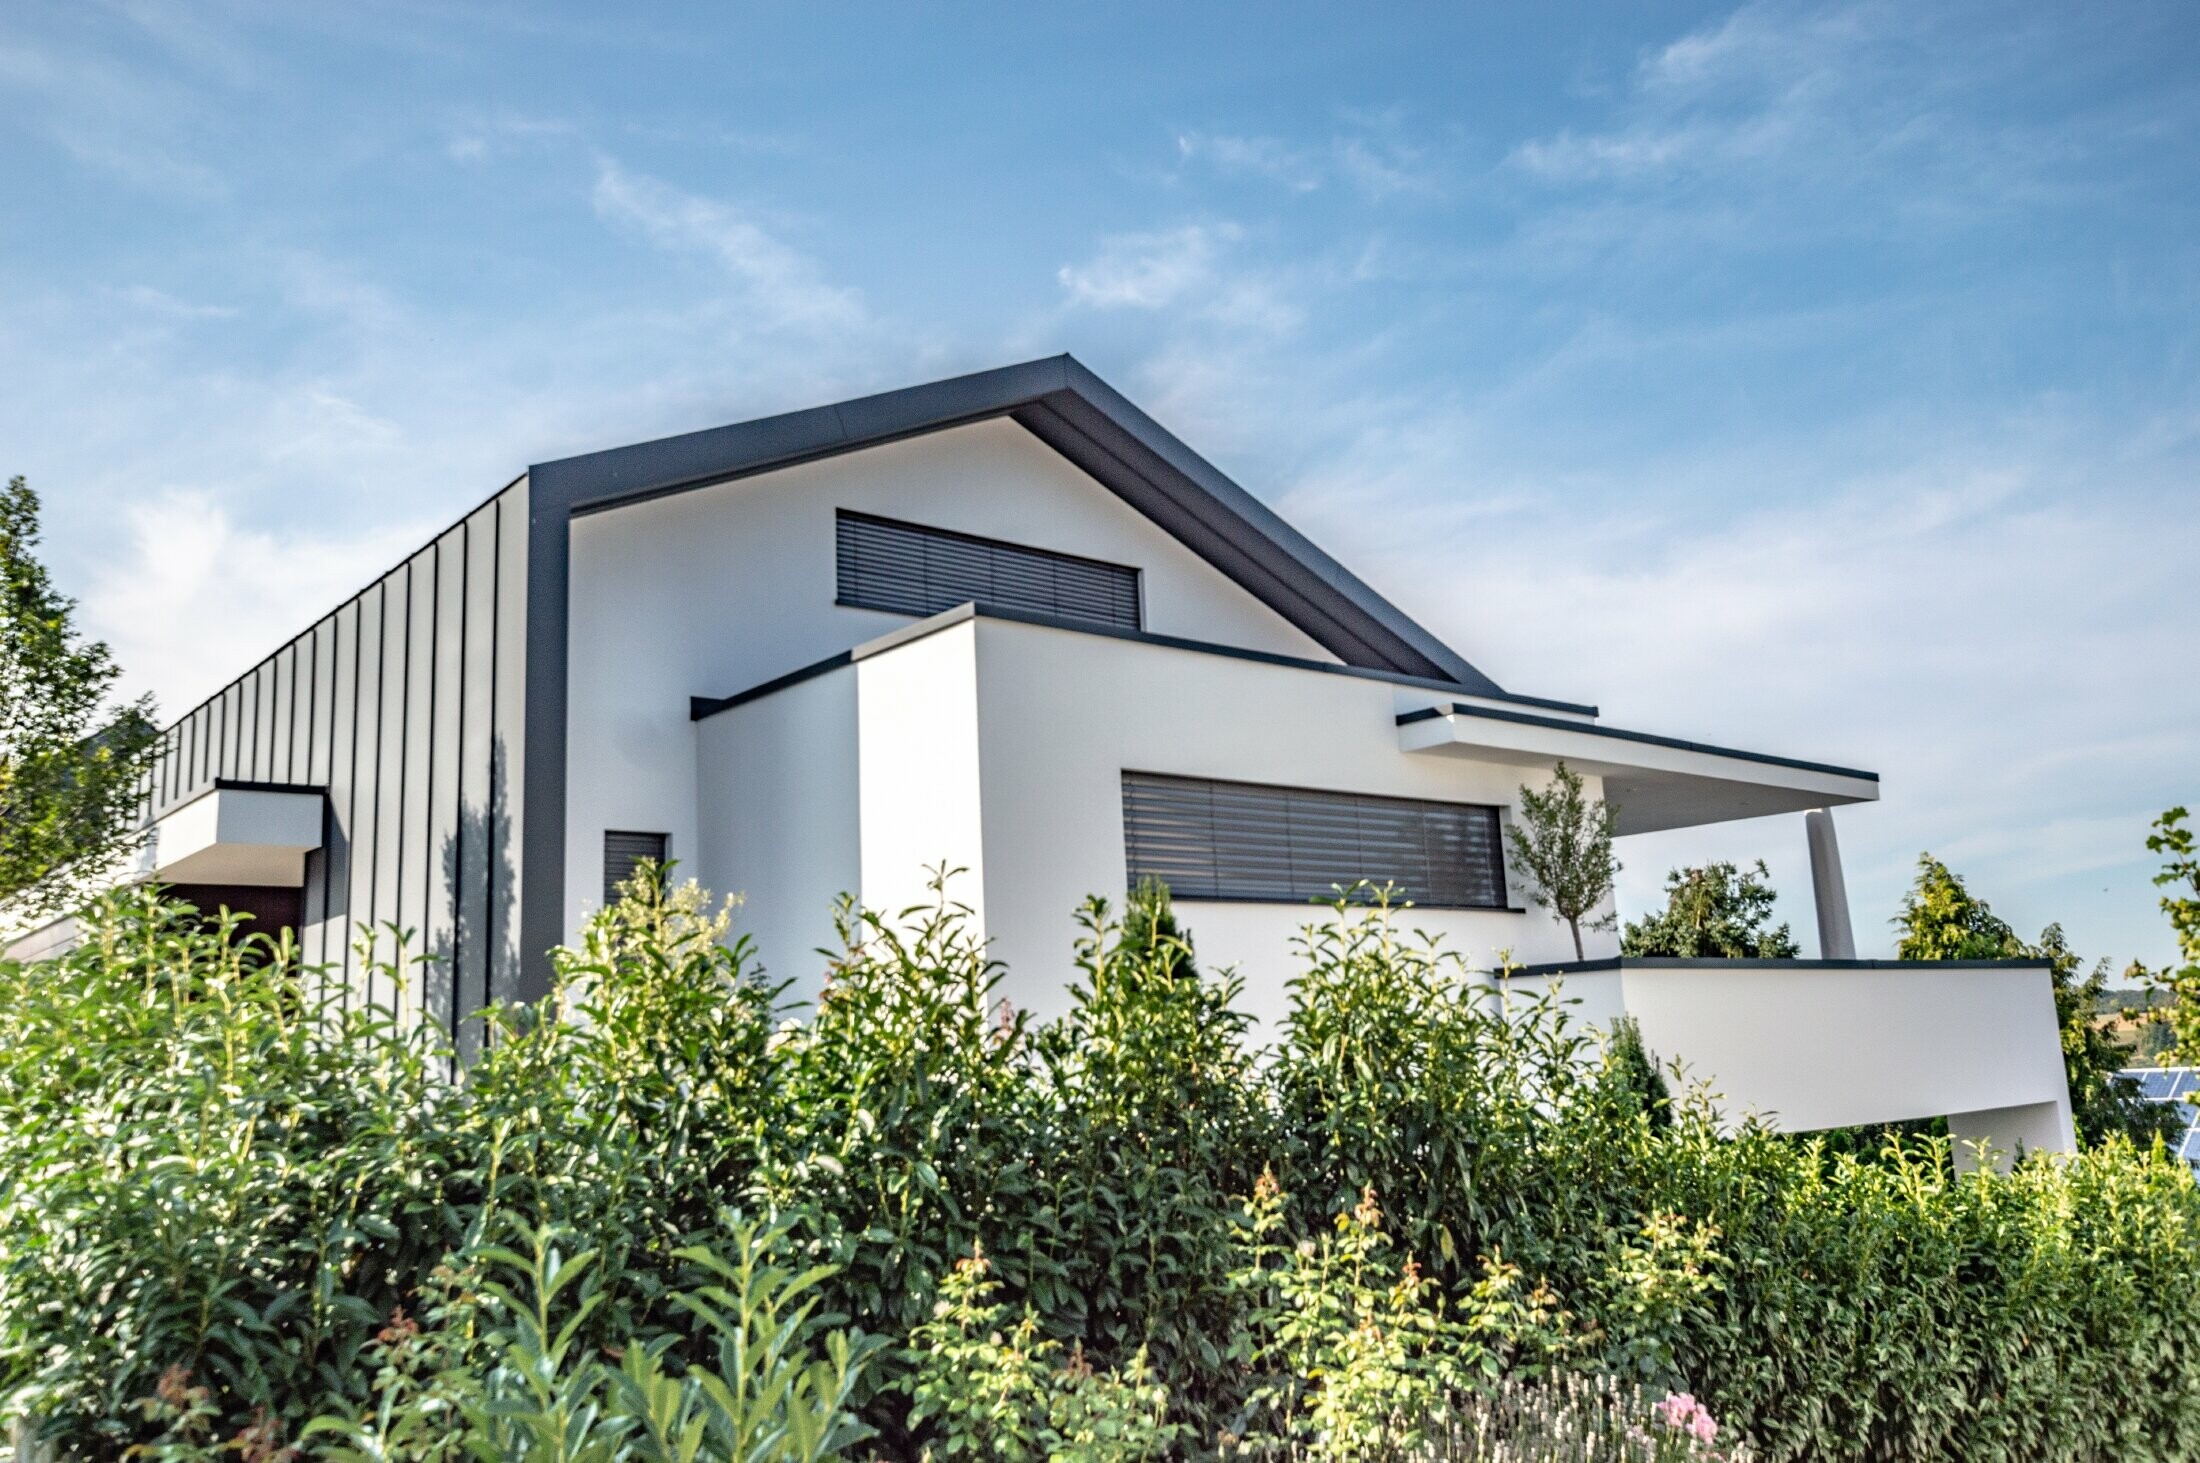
[2118,1066,2200,1173]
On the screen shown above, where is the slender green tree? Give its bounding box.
[1895,854,2177,1149]
[1507,760,1619,960]
[0,476,157,923]
[2144,807,2200,1064]
[1620,859,1799,959]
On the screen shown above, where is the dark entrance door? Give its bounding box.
[164,883,304,946]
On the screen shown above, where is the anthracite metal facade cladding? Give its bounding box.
[1121,771,1508,910]
[834,509,1143,631]
[143,481,529,1057]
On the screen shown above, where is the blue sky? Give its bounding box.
[5,1,2197,971]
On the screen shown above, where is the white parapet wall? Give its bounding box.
[1509,957,2076,1169]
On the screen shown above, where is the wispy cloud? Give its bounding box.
[1057,223,1304,336]
[85,491,437,716]
[591,159,866,333]
[0,34,229,197]
[110,284,237,320]
[1177,120,1443,200]
[1058,223,1239,309]
[445,109,579,165]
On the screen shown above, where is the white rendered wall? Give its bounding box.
[1511,962,2075,1152]
[565,418,1337,946]
[855,626,989,948]
[693,667,860,1004]
[956,616,1602,1028]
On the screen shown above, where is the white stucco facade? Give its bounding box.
[566,418,1335,947]
[61,357,2074,1162]
[1509,959,2075,1166]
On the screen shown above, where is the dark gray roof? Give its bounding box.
[533,354,1505,692]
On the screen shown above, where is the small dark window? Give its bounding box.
[836,509,1142,631]
[1122,772,1507,909]
[604,830,669,904]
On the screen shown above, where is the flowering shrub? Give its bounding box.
[1415,1373,1750,1460]
[906,1243,1178,1462]
[3,876,2200,1459]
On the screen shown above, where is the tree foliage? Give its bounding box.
[0,475,158,922]
[7,879,2200,1461]
[1620,862,1799,960]
[1508,761,1620,960]
[1894,854,2176,1150]
[2146,807,2200,1065]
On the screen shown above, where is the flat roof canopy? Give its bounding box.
[144,781,326,887]
[1398,702,1878,836]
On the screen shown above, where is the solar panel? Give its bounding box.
[2119,1067,2200,1177]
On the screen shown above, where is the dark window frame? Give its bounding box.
[835,508,1144,631]
[603,829,670,905]
[1121,771,1511,911]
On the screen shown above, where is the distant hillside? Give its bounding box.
[2097,987,2176,1064]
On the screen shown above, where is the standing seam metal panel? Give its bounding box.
[129,480,526,1055]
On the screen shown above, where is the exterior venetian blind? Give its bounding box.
[603,830,669,905]
[1121,772,1507,909]
[836,510,1142,631]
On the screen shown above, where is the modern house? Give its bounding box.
[14,356,2074,1161]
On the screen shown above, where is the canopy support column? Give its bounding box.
[1805,808,1857,960]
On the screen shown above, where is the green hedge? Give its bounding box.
[2,878,2197,1460]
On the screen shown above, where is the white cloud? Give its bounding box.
[1176,132,1323,192]
[1272,412,2200,966]
[591,159,865,333]
[84,491,437,716]
[111,284,237,320]
[1058,224,1237,310]
[1176,125,1442,200]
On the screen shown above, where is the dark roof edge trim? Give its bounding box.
[1510,956,2046,977]
[691,602,1597,722]
[150,778,330,822]
[535,354,1508,691]
[1399,702,1879,784]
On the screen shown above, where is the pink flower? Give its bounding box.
[1657,1392,1699,1429]
[1691,1411,1718,1443]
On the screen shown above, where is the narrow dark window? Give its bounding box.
[1122,772,1508,909]
[836,509,1142,631]
[603,830,669,905]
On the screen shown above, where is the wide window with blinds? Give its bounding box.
[603,830,669,904]
[1122,772,1508,909]
[836,509,1143,631]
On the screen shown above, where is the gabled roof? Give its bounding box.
[531,354,1507,695]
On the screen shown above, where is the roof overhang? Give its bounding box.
[143,781,326,887]
[1398,703,1878,835]
[536,355,1511,694]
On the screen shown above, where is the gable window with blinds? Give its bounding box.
[1121,772,1509,909]
[603,830,669,904]
[835,509,1143,631]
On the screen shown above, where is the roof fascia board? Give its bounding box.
[560,358,1072,517]
[691,602,1596,722]
[1052,358,1500,693]
[1510,956,2045,976]
[1400,701,1879,784]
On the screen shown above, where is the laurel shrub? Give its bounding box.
[3,876,2198,1460]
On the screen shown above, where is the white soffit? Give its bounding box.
[146,785,325,888]
[1398,706,1878,836]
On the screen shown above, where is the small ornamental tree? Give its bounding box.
[1621,860,1799,960]
[0,476,157,923]
[1508,761,1619,960]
